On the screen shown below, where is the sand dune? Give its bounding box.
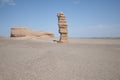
[0,37,120,80]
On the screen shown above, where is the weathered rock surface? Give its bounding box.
[10,27,54,38]
[57,12,68,43]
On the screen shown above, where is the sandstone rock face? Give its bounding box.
[11,27,54,38]
[57,12,68,43]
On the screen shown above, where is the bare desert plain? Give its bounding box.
[0,37,120,80]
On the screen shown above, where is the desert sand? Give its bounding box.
[0,37,120,80]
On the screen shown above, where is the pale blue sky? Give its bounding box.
[0,0,120,37]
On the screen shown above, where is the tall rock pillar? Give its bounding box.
[57,12,68,43]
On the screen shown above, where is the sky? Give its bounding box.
[0,0,120,37]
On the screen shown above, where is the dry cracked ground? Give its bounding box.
[0,37,120,80]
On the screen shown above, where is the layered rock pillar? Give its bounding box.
[57,12,68,43]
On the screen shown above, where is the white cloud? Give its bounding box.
[0,0,15,7]
[73,0,80,4]
[69,24,120,37]
[82,24,120,37]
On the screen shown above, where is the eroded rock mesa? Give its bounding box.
[10,27,54,38]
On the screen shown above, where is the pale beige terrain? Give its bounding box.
[0,37,120,80]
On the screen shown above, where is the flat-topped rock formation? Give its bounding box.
[10,27,54,38]
[57,12,68,43]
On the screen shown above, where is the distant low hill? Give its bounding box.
[69,37,120,39]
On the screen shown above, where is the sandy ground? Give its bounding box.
[0,37,120,80]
